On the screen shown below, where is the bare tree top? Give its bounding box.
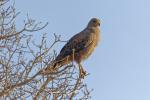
[0,0,93,100]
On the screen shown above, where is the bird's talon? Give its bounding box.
[80,70,87,79]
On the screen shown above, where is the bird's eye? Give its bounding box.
[93,20,96,23]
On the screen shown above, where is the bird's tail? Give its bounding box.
[51,61,59,69]
[40,60,61,75]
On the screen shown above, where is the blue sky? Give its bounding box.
[16,0,150,100]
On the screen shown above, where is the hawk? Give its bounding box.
[43,18,101,78]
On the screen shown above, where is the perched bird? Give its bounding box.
[42,18,101,78]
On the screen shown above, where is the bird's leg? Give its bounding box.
[72,48,75,61]
[78,63,86,78]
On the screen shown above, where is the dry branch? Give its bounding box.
[0,1,92,99]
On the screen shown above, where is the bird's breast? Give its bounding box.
[76,28,100,62]
[94,28,100,46]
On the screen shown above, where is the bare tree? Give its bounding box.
[0,0,92,99]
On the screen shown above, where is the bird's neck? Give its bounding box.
[86,26,100,33]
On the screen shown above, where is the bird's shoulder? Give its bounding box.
[61,29,91,49]
[56,28,98,60]
[60,32,84,52]
[67,28,94,43]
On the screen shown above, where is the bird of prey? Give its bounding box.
[42,18,101,78]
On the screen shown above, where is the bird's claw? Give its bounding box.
[40,67,56,75]
[80,69,87,79]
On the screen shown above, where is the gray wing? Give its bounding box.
[56,31,93,60]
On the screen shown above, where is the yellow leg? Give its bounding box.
[78,63,86,78]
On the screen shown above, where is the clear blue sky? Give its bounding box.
[16,0,150,100]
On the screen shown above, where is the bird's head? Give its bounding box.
[87,18,100,28]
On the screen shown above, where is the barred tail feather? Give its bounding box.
[40,60,62,75]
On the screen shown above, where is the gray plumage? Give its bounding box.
[43,18,101,78]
